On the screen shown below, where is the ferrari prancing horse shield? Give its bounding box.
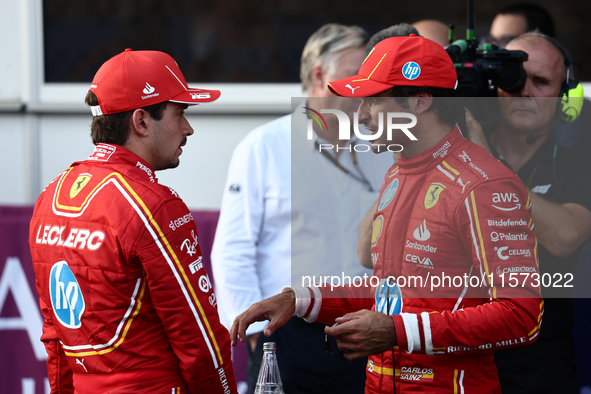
[424,183,446,210]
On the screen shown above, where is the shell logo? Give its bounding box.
[371,215,385,247]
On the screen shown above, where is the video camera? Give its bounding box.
[445,0,528,98]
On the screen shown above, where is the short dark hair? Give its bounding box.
[85,91,168,146]
[388,86,461,126]
[498,3,555,38]
[366,24,419,55]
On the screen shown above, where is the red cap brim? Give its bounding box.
[170,88,221,104]
[328,74,394,97]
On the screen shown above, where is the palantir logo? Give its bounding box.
[402,62,421,80]
[143,83,155,94]
[49,261,85,329]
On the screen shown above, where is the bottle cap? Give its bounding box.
[262,342,276,351]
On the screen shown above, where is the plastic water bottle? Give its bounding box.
[254,342,284,394]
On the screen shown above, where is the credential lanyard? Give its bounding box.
[314,141,374,192]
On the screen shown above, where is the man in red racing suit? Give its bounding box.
[29,49,236,393]
[299,126,543,393]
[230,35,542,393]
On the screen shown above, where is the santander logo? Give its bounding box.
[143,83,156,94]
[413,219,430,241]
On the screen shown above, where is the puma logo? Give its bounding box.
[76,358,88,372]
[457,177,470,193]
[345,84,360,94]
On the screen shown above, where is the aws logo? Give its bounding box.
[492,192,521,211]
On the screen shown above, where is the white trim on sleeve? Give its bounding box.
[401,313,421,353]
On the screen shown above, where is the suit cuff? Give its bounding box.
[281,286,322,323]
[393,315,408,352]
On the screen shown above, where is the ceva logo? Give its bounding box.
[49,261,85,329]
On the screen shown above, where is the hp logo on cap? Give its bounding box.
[402,62,421,80]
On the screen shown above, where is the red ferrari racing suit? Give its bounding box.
[297,127,543,393]
[30,143,236,394]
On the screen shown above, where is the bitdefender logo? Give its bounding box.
[303,108,417,153]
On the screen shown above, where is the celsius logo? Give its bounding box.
[303,108,417,153]
[494,246,531,260]
[49,261,85,329]
[495,246,509,260]
[402,62,421,80]
[413,219,430,241]
[143,83,155,94]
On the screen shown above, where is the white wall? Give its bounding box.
[0,111,279,209]
[34,112,277,209]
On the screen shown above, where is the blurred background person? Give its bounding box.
[467,32,591,394]
[212,23,393,394]
[487,3,555,48]
[412,19,450,46]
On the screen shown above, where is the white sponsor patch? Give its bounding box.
[531,184,552,194]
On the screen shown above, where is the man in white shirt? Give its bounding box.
[211,24,394,393]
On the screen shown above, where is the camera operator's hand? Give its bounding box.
[464,108,492,154]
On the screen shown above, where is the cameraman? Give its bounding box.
[469,32,591,394]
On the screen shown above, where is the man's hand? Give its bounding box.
[230,291,295,346]
[324,310,397,361]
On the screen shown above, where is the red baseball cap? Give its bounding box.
[89,48,220,116]
[328,34,457,97]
